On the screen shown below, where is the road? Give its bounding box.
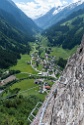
[31,57,56,78]
[30,44,57,79]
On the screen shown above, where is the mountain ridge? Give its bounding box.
[35,0,84,29]
[0,13,32,68]
[0,0,39,68]
[43,8,84,49]
[0,0,39,34]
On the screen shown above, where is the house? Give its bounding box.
[1,75,16,85]
[34,79,43,84]
[38,72,42,75]
[45,86,51,90]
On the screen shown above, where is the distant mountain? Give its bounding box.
[34,7,56,29]
[0,0,39,34]
[43,8,84,49]
[35,0,84,29]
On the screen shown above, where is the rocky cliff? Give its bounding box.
[50,35,84,125]
[31,35,84,125]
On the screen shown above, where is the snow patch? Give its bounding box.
[53,0,84,16]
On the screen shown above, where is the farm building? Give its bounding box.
[45,86,51,90]
[1,75,16,85]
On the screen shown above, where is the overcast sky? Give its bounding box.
[12,0,83,19]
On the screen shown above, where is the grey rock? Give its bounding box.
[51,35,84,125]
[31,35,84,125]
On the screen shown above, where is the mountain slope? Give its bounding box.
[0,0,40,69]
[0,0,39,34]
[34,7,56,29]
[0,13,32,68]
[35,0,84,29]
[43,8,84,49]
[50,35,84,125]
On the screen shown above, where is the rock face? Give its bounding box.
[31,36,84,125]
[51,35,84,125]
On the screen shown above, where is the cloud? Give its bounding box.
[15,0,84,19]
[72,0,84,2]
[16,0,64,19]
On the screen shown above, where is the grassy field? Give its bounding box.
[15,73,29,79]
[9,36,78,102]
[11,79,35,91]
[10,54,37,74]
[10,79,46,100]
[50,46,78,59]
[37,36,78,60]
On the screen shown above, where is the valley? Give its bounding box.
[0,0,84,125]
[0,35,78,125]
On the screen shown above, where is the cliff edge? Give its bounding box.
[31,35,84,125]
[50,35,84,125]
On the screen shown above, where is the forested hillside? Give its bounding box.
[35,1,84,29]
[0,0,41,69]
[43,9,84,49]
[0,95,40,125]
[0,13,32,68]
[0,0,39,35]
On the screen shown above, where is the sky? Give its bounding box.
[12,0,83,19]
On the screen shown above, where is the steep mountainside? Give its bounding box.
[35,0,84,29]
[31,35,84,125]
[0,0,39,34]
[0,0,40,69]
[50,35,84,125]
[0,13,32,68]
[43,8,84,49]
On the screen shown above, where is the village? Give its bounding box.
[31,43,62,76]
[27,43,62,93]
[0,43,62,97]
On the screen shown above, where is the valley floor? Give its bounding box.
[0,36,78,125]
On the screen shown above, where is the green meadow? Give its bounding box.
[10,54,37,74]
[9,39,78,102]
[50,46,78,59]
[10,79,46,100]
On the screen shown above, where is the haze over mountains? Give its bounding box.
[35,0,84,29]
